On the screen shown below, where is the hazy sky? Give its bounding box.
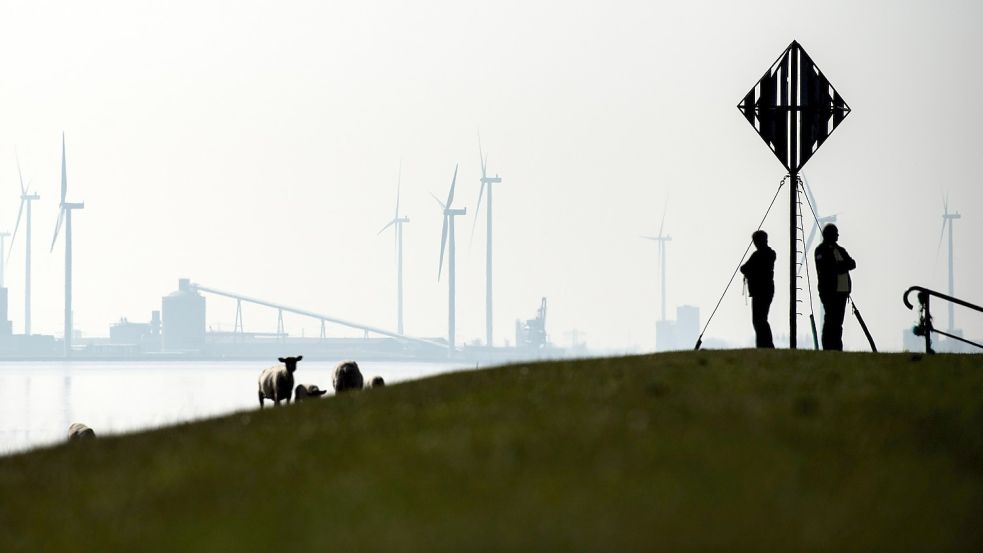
[0,0,979,351]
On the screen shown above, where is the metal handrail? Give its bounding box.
[903,286,983,354]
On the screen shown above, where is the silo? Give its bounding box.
[162,278,206,352]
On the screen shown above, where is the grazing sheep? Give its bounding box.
[258,356,303,408]
[294,383,328,401]
[333,360,364,393]
[368,376,385,388]
[68,423,95,441]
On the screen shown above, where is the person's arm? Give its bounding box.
[740,251,755,276]
[815,245,833,275]
[838,247,856,272]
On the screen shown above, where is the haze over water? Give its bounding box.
[0,360,467,455]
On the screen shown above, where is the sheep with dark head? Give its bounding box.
[258,356,303,407]
[333,360,364,393]
[368,376,385,388]
[68,423,96,441]
[294,383,328,401]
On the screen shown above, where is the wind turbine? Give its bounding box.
[471,136,502,347]
[937,194,961,333]
[641,202,671,322]
[50,134,84,357]
[8,155,40,335]
[434,164,466,354]
[801,175,838,262]
[378,162,410,335]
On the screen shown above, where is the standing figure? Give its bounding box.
[740,230,776,348]
[814,224,856,351]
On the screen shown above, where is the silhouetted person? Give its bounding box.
[815,224,855,351]
[740,230,775,348]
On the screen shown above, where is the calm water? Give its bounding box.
[0,359,469,456]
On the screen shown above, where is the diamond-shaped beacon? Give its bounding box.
[737,41,851,172]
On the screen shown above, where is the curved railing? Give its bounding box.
[903,286,983,354]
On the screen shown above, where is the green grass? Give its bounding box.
[2,351,983,552]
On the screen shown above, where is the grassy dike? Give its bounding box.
[1,350,982,551]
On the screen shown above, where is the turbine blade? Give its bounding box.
[395,159,401,219]
[16,151,26,194]
[50,209,64,253]
[470,182,485,246]
[377,219,397,235]
[640,235,659,241]
[935,218,947,260]
[446,164,458,207]
[657,201,668,238]
[8,199,25,260]
[478,132,486,178]
[430,192,445,211]
[803,176,820,217]
[438,215,448,281]
[60,133,67,204]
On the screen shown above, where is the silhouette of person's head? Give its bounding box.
[752,230,768,249]
[822,223,839,244]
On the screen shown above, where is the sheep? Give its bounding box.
[258,356,303,408]
[294,383,328,401]
[333,360,364,393]
[368,376,385,388]
[68,423,96,441]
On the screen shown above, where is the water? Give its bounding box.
[0,359,469,456]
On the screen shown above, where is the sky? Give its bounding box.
[0,0,979,352]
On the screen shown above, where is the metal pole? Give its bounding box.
[65,210,73,358]
[448,217,456,354]
[397,222,404,335]
[947,218,955,332]
[486,184,493,347]
[660,241,667,322]
[788,49,799,350]
[25,200,32,336]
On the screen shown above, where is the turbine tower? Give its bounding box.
[641,203,671,322]
[50,134,84,357]
[378,162,410,335]
[9,155,40,335]
[434,164,466,354]
[471,136,502,347]
[937,195,961,333]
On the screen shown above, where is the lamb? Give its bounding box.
[68,423,96,441]
[294,383,328,401]
[257,356,303,408]
[368,376,385,388]
[333,360,364,393]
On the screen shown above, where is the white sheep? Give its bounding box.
[258,356,303,408]
[333,360,364,393]
[294,383,328,401]
[68,423,96,441]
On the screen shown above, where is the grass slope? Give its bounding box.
[1,351,982,552]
